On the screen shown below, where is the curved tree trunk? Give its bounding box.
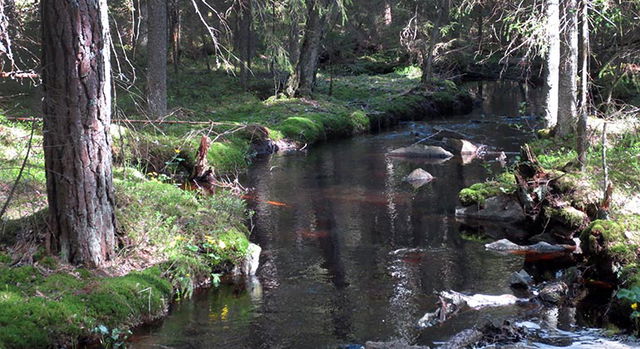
[557,0,578,138]
[41,0,116,267]
[544,0,560,129]
[287,0,329,97]
[147,0,168,118]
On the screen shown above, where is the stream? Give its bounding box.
[130,81,637,348]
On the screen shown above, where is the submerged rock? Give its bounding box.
[404,168,434,188]
[455,195,525,223]
[232,243,262,277]
[389,145,453,159]
[365,341,429,349]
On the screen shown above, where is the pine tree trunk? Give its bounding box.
[577,0,590,169]
[557,0,578,137]
[287,0,330,97]
[237,0,252,89]
[41,0,116,267]
[0,0,14,69]
[170,0,181,74]
[147,0,168,118]
[544,0,560,129]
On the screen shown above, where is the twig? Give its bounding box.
[0,121,35,221]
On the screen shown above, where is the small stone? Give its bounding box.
[509,270,533,289]
[538,281,568,305]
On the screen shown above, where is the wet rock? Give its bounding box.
[509,270,534,289]
[388,145,453,159]
[443,137,482,155]
[538,281,568,305]
[232,243,261,277]
[365,341,429,349]
[485,239,572,254]
[455,195,525,223]
[404,168,434,188]
[440,329,483,349]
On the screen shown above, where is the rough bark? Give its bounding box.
[421,1,449,84]
[41,0,116,267]
[286,0,331,97]
[147,0,168,118]
[557,0,578,138]
[237,0,252,89]
[544,0,560,129]
[577,0,590,170]
[170,0,182,74]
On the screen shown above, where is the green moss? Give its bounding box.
[544,206,587,230]
[581,220,638,264]
[0,264,175,349]
[458,179,516,206]
[277,116,324,143]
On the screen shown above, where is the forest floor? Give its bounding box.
[0,63,474,348]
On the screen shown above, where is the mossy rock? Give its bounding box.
[581,219,638,265]
[458,179,516,206]
[544,206,588,231]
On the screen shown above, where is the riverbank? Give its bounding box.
[455,115,640,338]
[0,66,474,347]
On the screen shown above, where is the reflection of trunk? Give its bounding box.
[170,0,181,74]
[147,0,167,118]
[237,0,252,89]
[557,0,578,137]
[577,0,590,169]
[42,0,116,267]
[286,0,331,97]
[544,0,560,129]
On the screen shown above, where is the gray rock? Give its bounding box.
[485,239,571,254]
[232,243,261,277]
[455,195,525,223]
[389,145,453,159]
[509,270,533,288]
[404,168,434,188]
[538,281,568,305]
[443,137,481,155]
[365,340,429,349]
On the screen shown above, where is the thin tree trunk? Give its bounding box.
[147,0,168,118]
[577,0,590,169]
[170,0,181,74]
[0,0,15,71]
[237,0,252,89]
[384,1,392,26]
[544,0,560,129]
[557,0,578,138]
[41,0,116,267]
[287,0,331,97]
[421,1,448,84]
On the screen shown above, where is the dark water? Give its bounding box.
[130,81,612,348]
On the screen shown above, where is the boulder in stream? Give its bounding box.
[388,145,453,159]
[455,195,525,224]
[485,239,574,255]
[365,341,429,349]
[404,168,434,188]
[443,137,483,155]
[232,243,261,277]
